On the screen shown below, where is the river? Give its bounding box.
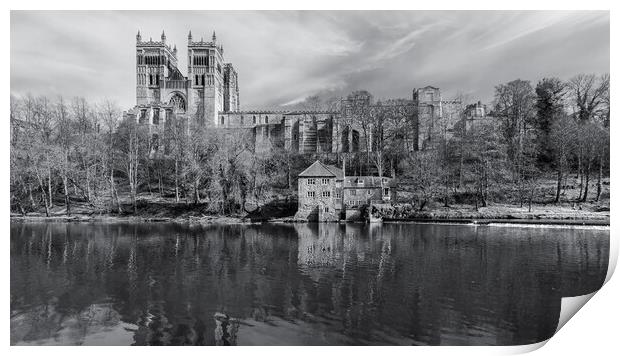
[10,222,609,346]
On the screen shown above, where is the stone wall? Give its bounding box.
[295,177,341,221]
[345,208,363,221]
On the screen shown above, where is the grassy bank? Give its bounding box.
[11,199,609,226]
[376,203,609,221]
[10,192,296,225]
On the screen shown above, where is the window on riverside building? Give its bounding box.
[321,178,329,185]
[322,191,331,198]
[221,116,225,126]
[324,207,329,213]
[307,191,315,198]
[240,116,244,125]
[253,116,256,124]
[351,189,357,196]
[307,178,316,185]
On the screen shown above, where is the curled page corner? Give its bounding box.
[499,340,549,355]
[603,233,618,285]
[555,292,597,334]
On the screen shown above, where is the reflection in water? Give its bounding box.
[10,222,609,346]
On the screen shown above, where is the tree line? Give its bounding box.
[404,73,610,211]
[10,96,305,216]
[10,72,609,216]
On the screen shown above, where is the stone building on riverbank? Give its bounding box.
[295,160,397,222]
[295,161,344,222]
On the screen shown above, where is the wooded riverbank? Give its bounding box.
[10,199,609,226]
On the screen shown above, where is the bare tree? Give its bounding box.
[493,79,537,206]
[346,90,374,174]
[549,115,577,203]
[54,96,73,215]
[98,100,123,213]
[568,73,609,123]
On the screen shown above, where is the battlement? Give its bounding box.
[187,30,224,54]
[218,110,338,115]
[188,39,217,47]
[219,110,289,115]
[136,30,177,59]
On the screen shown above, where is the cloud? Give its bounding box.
[10,11,609,110]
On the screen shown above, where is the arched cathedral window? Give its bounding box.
[169,94,186,113]
[152,109,160,125]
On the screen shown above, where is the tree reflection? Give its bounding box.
[10,222,609,346]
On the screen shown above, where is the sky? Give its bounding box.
[10,10,610,110]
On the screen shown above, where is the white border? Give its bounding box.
[3,1,617,355]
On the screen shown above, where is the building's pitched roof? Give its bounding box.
[324,165,344,179]
[299,160,343,178]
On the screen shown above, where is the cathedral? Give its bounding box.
[124,30,465,154]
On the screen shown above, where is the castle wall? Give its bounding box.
[218,111,342,154]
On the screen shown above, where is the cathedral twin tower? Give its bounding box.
[129,29,349,154]
[134,30,239,127]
